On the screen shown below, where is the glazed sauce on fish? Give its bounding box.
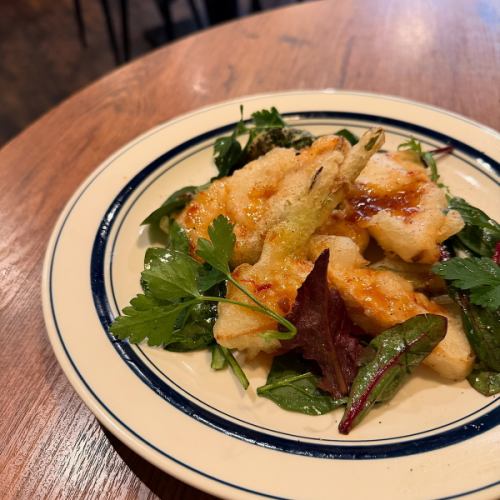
[346,182,423,223]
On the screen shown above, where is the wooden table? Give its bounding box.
[1,0,498,498]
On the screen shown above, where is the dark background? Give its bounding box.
[0,0,302,147]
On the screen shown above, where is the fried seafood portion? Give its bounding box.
[320,151,464,263]
[308,235,475,380]
[177,135,350,266]
[214,129,385,356]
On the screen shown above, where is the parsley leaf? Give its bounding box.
[110,296,189,346]
[196,215,236,274]
[251,107,286,129]
[433,257,500,310]
[111,215,297,388]
[142,249,201,300]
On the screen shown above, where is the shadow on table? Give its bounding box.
[102,426,217,499]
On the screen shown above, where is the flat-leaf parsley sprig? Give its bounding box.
[433,257,500,310]
[110,216,296,388]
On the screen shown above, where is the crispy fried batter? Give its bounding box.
[344,151,464,263]
[308,235,474,380]
[214,129,385,356]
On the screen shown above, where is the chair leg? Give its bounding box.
[73,0,87,47]
[251,0,262,11]
[100,0,121,64]
[120,0,131,61]
[154,0,175,41]
[187,0,203,29]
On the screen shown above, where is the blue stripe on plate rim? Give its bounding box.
[46,106,500,499]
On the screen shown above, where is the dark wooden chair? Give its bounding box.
[73,0,203,64]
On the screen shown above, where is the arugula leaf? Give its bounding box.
[142,186,200,226]
[110,296,189,346]
[142,249,201,300]
[448,197,500,258]
[196,215,236,274]
[338,314,447,434]
[433,257,500,310]
[467,367,500,396]
[334,128,359,145]
[257,353,346,415]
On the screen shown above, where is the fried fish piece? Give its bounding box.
[214,129,385,356]
[177,147,298,266]
[308,235,475,380]
[333,150,464,263]
[177,135,353,266]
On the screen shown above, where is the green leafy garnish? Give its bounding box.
[111,296,190,347]
[141,185,201,226]
[142,250,200,300]
[246,128,314,161]
[334,128,359,145]
[437,197,500,395]
[211,344,227,370]
[338,314,447,434]
[257,353,346,415]
[450,289,500,373]
[111,215,296,388]
[196,215,236,274]
[251,107,286,129]
[433,257,500,310]
[214,106,285,178]
[448,197,500,258]
[142,106,315,230]
[467,367,500,396]
[219,346,250,389]
[398,137,442,183]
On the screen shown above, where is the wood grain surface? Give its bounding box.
[0,0,498,498]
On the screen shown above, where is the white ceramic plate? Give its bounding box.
[42,91,500,500]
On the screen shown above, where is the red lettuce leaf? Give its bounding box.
[277,250,363,398]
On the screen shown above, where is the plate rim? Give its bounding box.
[42,89,500,500]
